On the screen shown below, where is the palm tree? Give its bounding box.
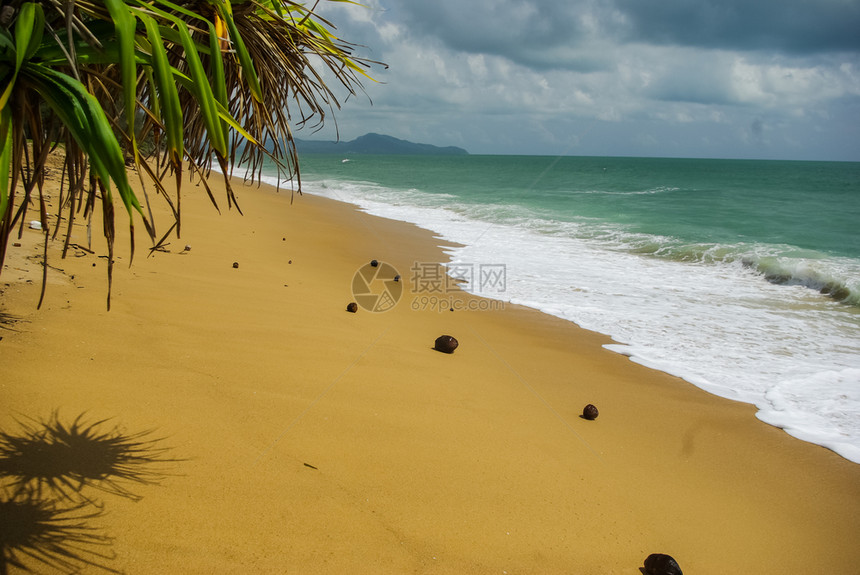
[0,0,376,308]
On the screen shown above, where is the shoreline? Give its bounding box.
[2,170,859,573]
[293,161,860,466]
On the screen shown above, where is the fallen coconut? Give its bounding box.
[232,262,239,269]
[644,553,683,575]
[582,404,599,420]
[346,302,358,313]
[434,335,459,354]
[370,259,379,267]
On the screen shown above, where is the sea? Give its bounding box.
[257,154,860,463]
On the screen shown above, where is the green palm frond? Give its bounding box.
[0,0,380,308]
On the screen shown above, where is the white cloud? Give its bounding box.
[308,0,860,160]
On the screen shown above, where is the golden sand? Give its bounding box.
[1,171,858,574]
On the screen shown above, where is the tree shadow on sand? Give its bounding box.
[0,487,117,575]
[0,413,179,574]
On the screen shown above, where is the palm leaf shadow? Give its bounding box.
[0,487,119,575]
[0,311,20,331]
[0,412,179,503]
[0,413,181,573]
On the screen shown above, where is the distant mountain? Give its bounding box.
[294,133,468,156]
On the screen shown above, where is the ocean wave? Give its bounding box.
[302,174,860,307]
[502,215,860,307]
[634,240,860,306]
[571,186,681,196]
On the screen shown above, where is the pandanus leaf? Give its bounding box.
[0,2,44,110]
[174,23,226,158]
[207,20,229,146]
[15,3,42,69]
[129,0,225,155]
[103,0,138,151]
[0,105,11,224]
[138,15,184,169]
[24,65,149,244]
[212,0,262,102]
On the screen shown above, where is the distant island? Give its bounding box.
[294,133,469,156]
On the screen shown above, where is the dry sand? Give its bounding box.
[1,167,859,574]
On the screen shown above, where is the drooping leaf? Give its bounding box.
[212,0,263,102]
[0,0,381,308]
[0,104,12,224]
[103,0,138,143]
[24,65,148,236]
[14,3,41,70]
[137,14,183,168]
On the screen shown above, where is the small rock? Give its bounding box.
[394,274,401,282]
[434,335,458,354]
[582,404,599,420]
[370,259,379,267]
[29,220,41,230]
[183,244,191,252]
[644,553,683,575]
[346,302,358,313]
[232,262,239,269]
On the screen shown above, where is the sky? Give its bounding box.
[303,0,860,161]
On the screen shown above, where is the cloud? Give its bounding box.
[309,0,860,160]
[612,0,860,53]
[351,0,622,72]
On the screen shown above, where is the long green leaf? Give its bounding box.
[104,0,138,141]
[13,3,38,70]
[138,14,183,166]
[207,22,229,146]
[0,2,41,110]
[132,0,228,158]
[146,0,262,102]
[0,105,11,224]
[174,22,226,156]
[212,0,262,102]
[214,99,257,145]
[22,3,44,61]
[25,65,143,223]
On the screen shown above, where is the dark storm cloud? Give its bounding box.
[383,0,618,71]
[377,0,860,62]
[613,0,860,53]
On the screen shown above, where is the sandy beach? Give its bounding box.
[2,167,859,574]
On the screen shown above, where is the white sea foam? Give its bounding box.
[294,175,860,464]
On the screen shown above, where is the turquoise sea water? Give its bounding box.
[260,155,860,462]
